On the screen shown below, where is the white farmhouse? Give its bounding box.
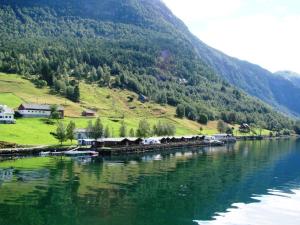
[0,105,15,124]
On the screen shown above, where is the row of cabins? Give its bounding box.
[87,136,205,148]
[77,134,236,148]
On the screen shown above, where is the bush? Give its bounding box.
[197,114,208,125]
[281,129,291,136]
[34,79,47,88]
[136,119,151,137]
[176,104,185,118]
[153,121,176,136]
[217,120,228,133]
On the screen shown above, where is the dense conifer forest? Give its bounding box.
[0,0,296,131]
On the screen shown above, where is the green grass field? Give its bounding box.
[0,93,23,108]
[0,117,205,145]
[0,73,206,145]
[0,73,271,146]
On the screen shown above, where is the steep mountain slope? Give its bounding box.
[0,0,294,130]
[189,38,300,117]
[275,71,300,89]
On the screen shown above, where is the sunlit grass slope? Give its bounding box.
[0,73,270,145]
[0,73,206,145]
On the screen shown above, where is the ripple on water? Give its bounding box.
[194,189,300,225]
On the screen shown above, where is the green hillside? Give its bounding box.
[0,0,294,132]
[0,73,211,145]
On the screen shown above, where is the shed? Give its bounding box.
[82,109,96,117]
[138,94,149,103]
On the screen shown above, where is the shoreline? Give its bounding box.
[0,135,296,157]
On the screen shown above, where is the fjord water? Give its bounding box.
[1,139,300,225]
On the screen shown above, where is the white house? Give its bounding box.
[17,103,64,118]
[0,105,15,124]
[74,128,90,140]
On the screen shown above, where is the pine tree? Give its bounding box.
[119,121,127,137]
[73,85,80,102]
[176,104,185,118]
[50,105,60,120]
[136,119,151,137]
[104,126,111,138]
[55,122,67,145]
[86,120,93,138]
[92,117,103,139]
[129,128,135,137]
[66,121,76,143]
[198,114,208,125]
[217,120,228,133]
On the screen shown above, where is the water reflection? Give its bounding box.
[0,139,299,225]
[195,189,300,225]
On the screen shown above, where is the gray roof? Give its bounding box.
[21,103,64,111]
[74,128,88,133]
[96,137,142,142]
[83,109,96,114]
[95,136,204,142]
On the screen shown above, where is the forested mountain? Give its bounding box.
[275,71,300,89]
[0,0,295,130]
[190,39,300,117]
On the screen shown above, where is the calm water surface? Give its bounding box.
[0,139,300,225]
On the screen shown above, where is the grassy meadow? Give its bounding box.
[0,73,270,146]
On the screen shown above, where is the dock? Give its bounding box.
[95,141,223,156]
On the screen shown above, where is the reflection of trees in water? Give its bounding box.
[0,168,14,184]
[14,169,50,182]
[0,139,299,225]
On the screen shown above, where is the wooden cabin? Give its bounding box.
[82,109,96,117]
[93,138,143,148]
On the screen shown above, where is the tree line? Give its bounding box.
[53,118,176,144]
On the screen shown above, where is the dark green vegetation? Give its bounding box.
[0,139,300,225]
[0,0,296,131]
[191,43,300,117]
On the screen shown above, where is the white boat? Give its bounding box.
[204,136,224,145]
[213,134,237,143]
[39,151,51,156]
[64,150,99,157]
[142,138,161,145]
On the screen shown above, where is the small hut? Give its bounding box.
[82,109,96,117]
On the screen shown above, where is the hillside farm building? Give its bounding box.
[18,104,64,118]
[239,123,251,133]
[82,109,96,117]
[0,105,15,124]
[138,94,149,103]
